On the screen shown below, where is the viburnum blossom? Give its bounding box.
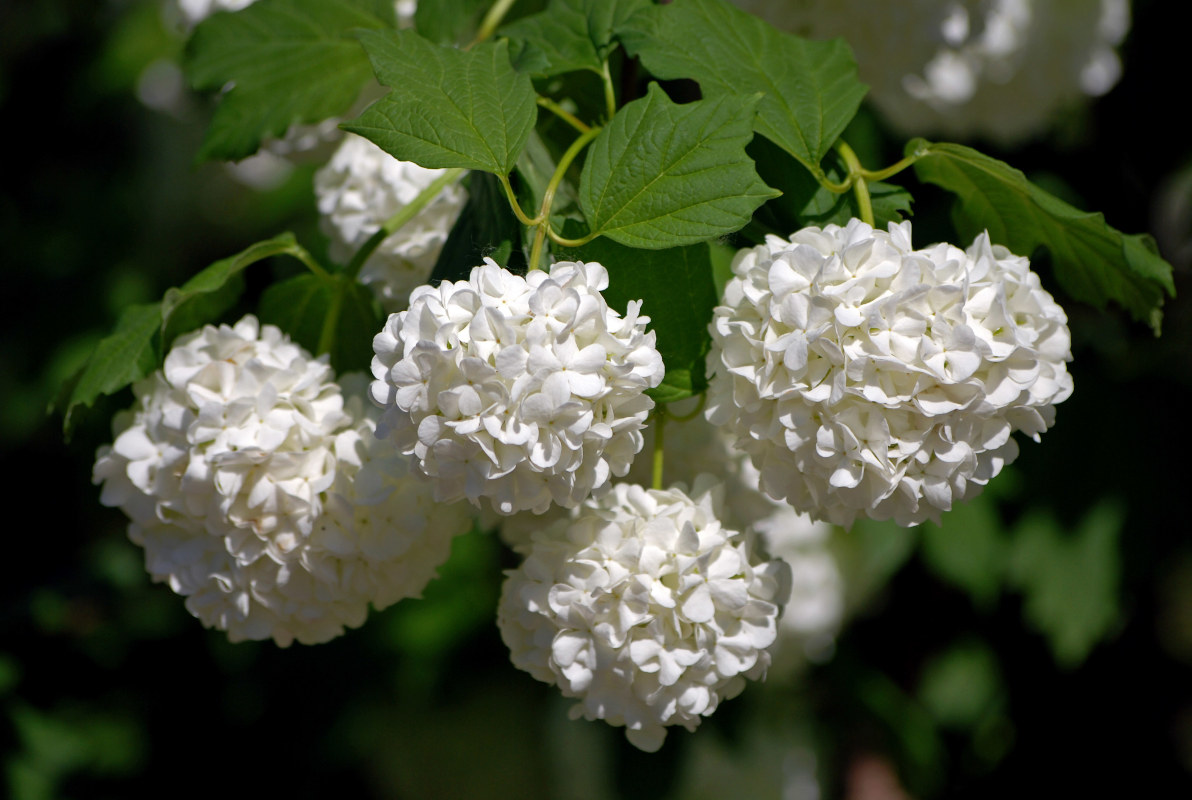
[498,477,791,752]
[731,0,1130,143]
[315,133,468,312]
[370,259,665,515]
[93,316,471,646]
[706,219,1073,528]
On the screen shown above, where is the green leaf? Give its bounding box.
[56,303,162,436]
[431,171,526,284]
[161,232,301,346]
[909,139,1175,334]
[345,30,538,174]
[185,0,395,161]
[55,234,318,436]
[555,232,719,404]
[258,272,383,374]
[502,0,649,76]
[578,84,778,249]
[413,0,490,44]
[1007,501,1123,668]
[620,0,867,177]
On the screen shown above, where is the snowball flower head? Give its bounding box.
[316,133,468,312]
[707,219,1072,528]
[93,317,471,645]
[370,259,664,515]
[498,477,791,751]
[731,0,1129,143]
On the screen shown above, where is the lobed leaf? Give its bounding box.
[909,139,1175,334]
[502,0,650,77]
[555,233,719,404]
[578,83,778,249]
[185,0,394,161]
[345,30,538,175]
[619,0,868,177]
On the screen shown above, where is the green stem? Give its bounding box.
[600,59,617,120]
[860,153,920,182]
[546,228,598,248]
[345,167,466,280]
[537,97,591,133]
[527,124,603,270]
[469,0,517,48]
[285,243,330,279]
[499,173,541,227]
[651,407,666,491]
[835,140,874,227]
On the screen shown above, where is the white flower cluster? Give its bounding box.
[498,478,791,752]
[707,219,1073,528]
[315,133,468,312]
[94,316,471,646]
[370,259,665,515]
[731,0,1130,143]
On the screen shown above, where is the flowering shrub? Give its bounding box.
[59,0,1175,762]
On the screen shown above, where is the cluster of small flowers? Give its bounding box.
[707,219,1073,529]
[315,133,468,312]
[732,0,1129,143]
[370,258,665,515]
[94,316,470,646]
[498,477,791,752]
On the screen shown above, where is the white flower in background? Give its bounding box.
[177,0,417,27]
[498,477,791,752]
[315,133,468,312]
[707,219,1073,528]
[94,316,471,646]
[371,259,664,515]
[173,0,418,180]
[731,0,1130,143]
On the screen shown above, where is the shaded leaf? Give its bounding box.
[917,640,1003,730]
[909,139,1175,334]
[186,0,394,161]
[751,137,911,234]
[345,30,537,174]
[579,83,778,248]
[258,272,383,374]
[431,171,526,284]
[620,0,867,177]
[556,231,718,404]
